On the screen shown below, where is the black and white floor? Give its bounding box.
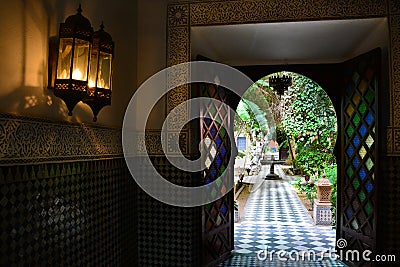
[219,166,347,267]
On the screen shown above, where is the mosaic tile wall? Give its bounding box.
[0,113,137,265]
[379,156,400,258]
[136,156,201,267]
[0,158,136,266]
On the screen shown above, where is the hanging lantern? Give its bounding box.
[268,74,292,97]
[83,23,114,122]
[51,5,93,115]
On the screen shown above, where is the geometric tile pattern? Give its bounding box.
[220,166,344,266]
[0,158,135,266]
[135,156,201,267]
[201,83,234,266]
[340,49,379,258]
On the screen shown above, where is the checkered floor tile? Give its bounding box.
[219,165,347,267]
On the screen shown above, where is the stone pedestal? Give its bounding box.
[313,199,332,225]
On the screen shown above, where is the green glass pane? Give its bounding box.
[209,105,217,116]
[220,127,226,137]
[364,202,373,216]
[216,178,222,187]
[352,178,360,190]
[211,188,217,198]
[358,191,366,202]
[346,125,355,138]
[366,158,373,171]
[358,102,367,115]
[365,90,374,104]
[347,167,354,178]
[352,114,361,127]
[351,219,359,230]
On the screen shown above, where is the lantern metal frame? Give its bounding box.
[83,23,114,122]
[48,5,114,121]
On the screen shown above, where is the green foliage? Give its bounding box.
[295,147,335,177]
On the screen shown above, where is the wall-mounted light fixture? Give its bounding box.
[48,5,114,122]
[83,23,114,122]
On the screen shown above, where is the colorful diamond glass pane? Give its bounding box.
[359,146,367,159]
[366,158,373,171]
[365,90,374,104]
[358,80,368,93]
[215,155,222,168]
[359,168,367,181]
[352,157,360,168]
[365,112,374,126]
[210,167,217,179]
[221,204,227,215]
[358,125,367,137]
[358,191,366,202]
[346,125,355,138]
[346,105,354,117]
[352,178,360,190]
[346,146,354,157]
[351,219,359,230]
[210,125,217,137]
[220,145,226,158]
[365,180,373,193]
[215,136,222,147]
[358,102,367,115]
[220,127,226,137]
[209,105,217,116]
[346,207,353,218]
[352,94,361,106]
[364,203,372,216]
[366,135,374,148]
[352,135,361,148]
[352,114,361,127]
[347,167,354,178]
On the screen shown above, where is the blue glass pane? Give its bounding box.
[358,124,367,138]
[352,135,361,148]
[352,157,360,169]
[346,146,354,157]
[206,178,212,184]
[210,125,217,137]
[358,168,367,181]
[365,180,373,194]
[220,145,226,158]
[204,118,212,127]
[215,156,222,168]
[346,207,353,218]
[365,112,374,126]
[210,167,217,179]
[221,204,227,215]
[215,136,222,147]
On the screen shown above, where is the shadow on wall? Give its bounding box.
[0,0,94,123]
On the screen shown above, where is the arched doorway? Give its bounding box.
[232,71,339,260]
[198,48,381,266]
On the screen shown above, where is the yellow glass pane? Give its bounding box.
[352,93,361,106]
[346,105,354,117]
[358,80,368,93]
[359,146,367,159]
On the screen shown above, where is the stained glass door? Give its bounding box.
[200,83,234,266]
[340,48,380,265]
